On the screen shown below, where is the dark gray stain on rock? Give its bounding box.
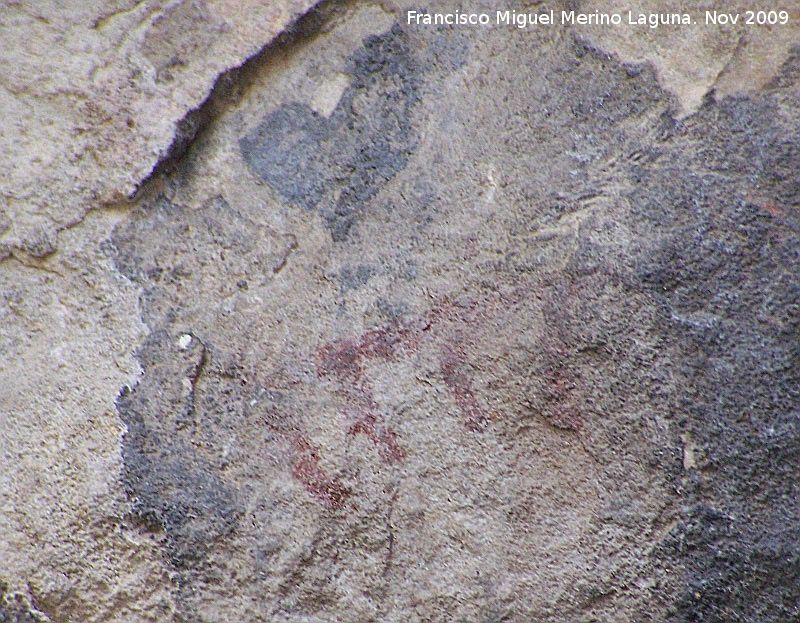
[339,263,377,292]
[111,194,296,327]
[466,35,800,619]
[115,330,240,574]
[628,58,800,621]
[240,24,464,241]
[109,194,299,598]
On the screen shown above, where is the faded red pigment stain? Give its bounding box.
[535,280,586,432]
[255,403,349,508]
[291,285,588,509]
[347,411,406,463]
[315,303,494,436]
[439,344,488,432]
[316,326,413,389]
[290,434,349,508]
[316,325,414,463]
[263,286,588,507]
[424,300,493,430]
[539,359,582,431]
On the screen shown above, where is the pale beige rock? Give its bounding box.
[0,209,172,622]
[0,1,314,619]
[576,1,800,114]
[0,0,316,259]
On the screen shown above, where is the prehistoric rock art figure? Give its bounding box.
[304,285,586,501]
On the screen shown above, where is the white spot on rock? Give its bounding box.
[680,433,697,470]
[310,73,350,119]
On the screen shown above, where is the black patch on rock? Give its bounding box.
[115,331,240,574]
[630,58,800,622]
[109,196,279,589]
[664,503,800,622]
[240,24,464,241]
[484,35,800,619]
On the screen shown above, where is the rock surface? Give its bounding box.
[0,0,315,259]
[2,1,799,622]
[579,0,800,114]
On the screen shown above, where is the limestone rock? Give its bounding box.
[0,0,315,259]
[577,0,800,114]
[2,1,799,622]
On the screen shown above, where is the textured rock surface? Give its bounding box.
[0,0,315,259]
[2,1,800,621]
[578,0,800,114]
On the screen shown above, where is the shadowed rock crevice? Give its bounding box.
[141,0,354,188]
